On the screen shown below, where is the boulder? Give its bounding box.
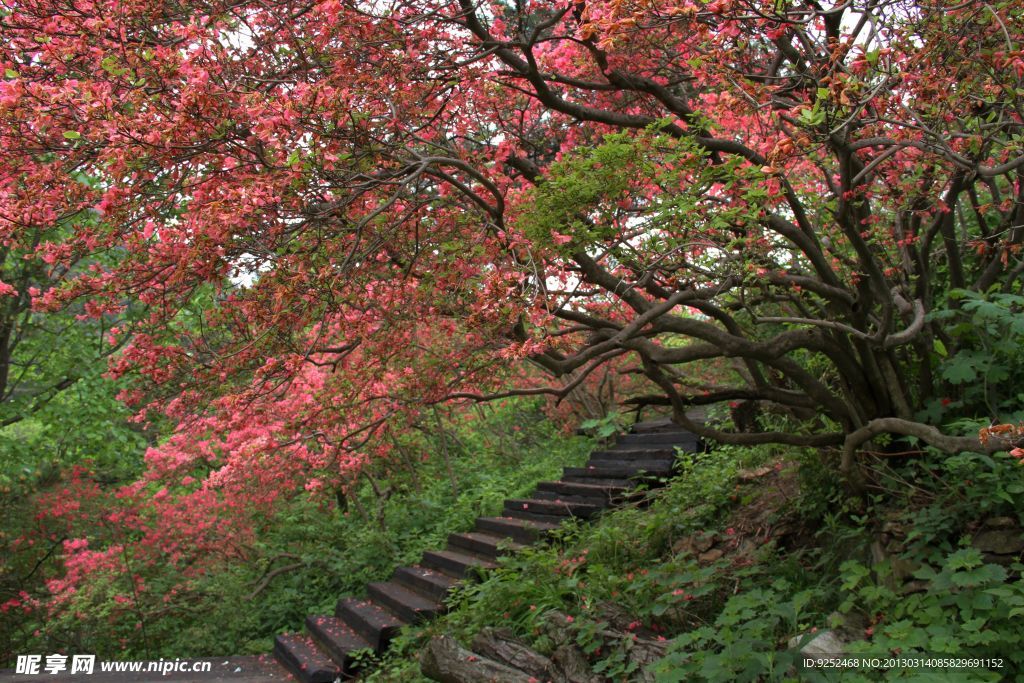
[420,635,533,683]
[471,629,552,680]
[549,644,599,683]
[787,629,845,658]
[972,528,1024,556]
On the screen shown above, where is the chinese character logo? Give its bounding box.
[15,655,41,675]
[71,655,96,674]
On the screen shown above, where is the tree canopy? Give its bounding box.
[2,0,1023,536]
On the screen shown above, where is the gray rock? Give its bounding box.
[626,637,667,682]
[788,630,845,657]
[982,517,1018,530]
[673,531,716,556]
[471,628,552,679]
[549,644,598,683]
[972,529,1024,555]
[420,635,533,683]
[542,611,574,647]
[698,548,724,563]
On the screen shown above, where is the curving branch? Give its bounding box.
[840,417,1013,479]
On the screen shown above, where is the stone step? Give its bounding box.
[629,418,681,432]
[590,447,679,460]
[500,506,575,525]
[334,597,406,652]
[504,497,603,518]
[367,581,443,624]
[392,565,461,602]
[560,474,634,487]
[616,432,699,448]
[305,615,373,675]
[421,548,498,578]
[583,457,675,472]
[529,488,609,507]
[474,515,561,543]
[270,423,702,682]
[273,633,342,683]
[565,463,672,480]
[448,531,526,559]
[535,480,631,501]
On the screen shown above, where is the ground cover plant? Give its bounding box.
[366,438,1024,681]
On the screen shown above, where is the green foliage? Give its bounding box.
[579,410,627,439]
[824,450,1024,679]
[925,289,1024,423]
[0,215,151,489]
[516,133,654,250]
[516,129,753,258]
[0,373,147,487]
[653,581,823,682]
[839,550,1023,679]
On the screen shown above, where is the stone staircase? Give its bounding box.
[273,422,700,682]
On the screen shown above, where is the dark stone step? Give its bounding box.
[501,506,575,525]
[421,548,498,578]
[590,447,679,460]
[504,498,603,518]
[535,480,631,502]
[334,597,407,652]
[616,432,699,448]
[392,565,461,602]
[630,418,680,432]
[583,457,675,472]
[367,581,443,624]
[274,633,341,683]
[269,422,706,682]
[448,531,526,559]
[529,488,609,507]
[305,615,373,675]
[561,475,634,487]
[474,515,561,543]
[565,463,672,480]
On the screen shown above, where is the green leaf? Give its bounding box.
[100,54,129,76]
[798,105,826,126]
[933,339,948,357]
[945,547,983,571]
[4,68,19,79]
[941,356,977,384]
[63,131,82,140]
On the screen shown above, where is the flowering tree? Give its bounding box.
[4,0,1024,654]
[2,0,1023,507]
